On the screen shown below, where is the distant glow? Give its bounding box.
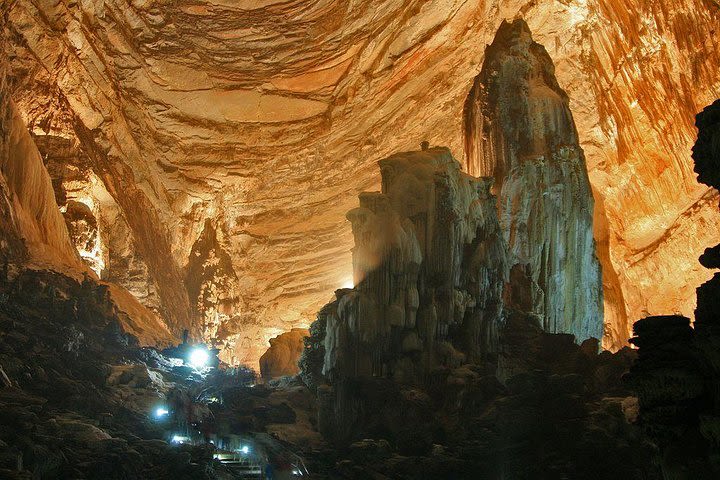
[239,445,250,454]
[341,278,354,289]
[172,435,189,444]
[189,347,210,368]
[154,407,169,418]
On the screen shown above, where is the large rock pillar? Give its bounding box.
[464,19,603,343]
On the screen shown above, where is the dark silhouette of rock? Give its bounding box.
[693,99,720,190]
[626,100,720,478]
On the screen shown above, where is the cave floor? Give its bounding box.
[0,268,663,479]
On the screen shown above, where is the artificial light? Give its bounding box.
[188,347,210,368]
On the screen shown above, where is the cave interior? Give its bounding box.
[1,1,720,479]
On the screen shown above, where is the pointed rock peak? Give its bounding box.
[464,19,604,345]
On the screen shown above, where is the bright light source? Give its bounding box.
[239,445,250,454]
[188,347,210,368]
[154,407,169,418]
[171,435,188,444]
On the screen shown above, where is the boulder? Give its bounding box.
[259,328,309,380]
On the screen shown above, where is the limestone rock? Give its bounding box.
[464,19,603,345]
[259,328,309,380]
[321,146,507,385]
[6,0,719,367]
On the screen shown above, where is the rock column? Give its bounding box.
[464,19,603,343]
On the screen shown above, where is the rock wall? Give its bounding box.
[0,10,173,347]
[0,103,173,345]
[37,132,166,318]
[6,0,719,367]
[464,20,603,344]
[625,99,720,478]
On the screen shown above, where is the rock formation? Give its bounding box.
[2,98,83,271]
[625,100,720,478]
[5,1,719,367]
[296,149,657,478]
[321,146,507,387]
[464,19,603,345]
[185,220,241,341]
[259,328,309,380]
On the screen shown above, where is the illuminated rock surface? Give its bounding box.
[0,13,171,347]
[464,19,603,345]
[5,0,720,367]
[259,327,309,380]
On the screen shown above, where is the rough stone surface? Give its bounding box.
[464,19,603,346]
[321,146,509,386]
[4,0,719,367]
[259,328,309,380]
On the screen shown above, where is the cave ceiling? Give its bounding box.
[5,0,720,366]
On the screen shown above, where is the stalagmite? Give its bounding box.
[464,19,603,344]
[319,146,507,387]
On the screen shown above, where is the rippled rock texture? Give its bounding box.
[5,0,720,366]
